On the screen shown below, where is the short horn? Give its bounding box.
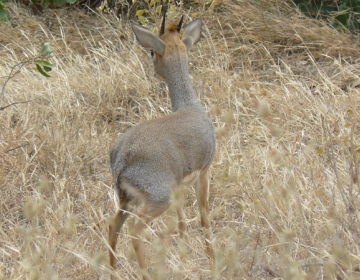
[177,15,184,32]
[159,11,166,36]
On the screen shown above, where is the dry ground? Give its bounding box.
[1,0,360,279]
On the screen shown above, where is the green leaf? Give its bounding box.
[41,42,50,48]
[320,5,335,15]
[149,0,159,7]
[0,6,11,21]
[345,0,358,9]
[36,64,51,77]
[54,0,68,6]
[138,15,147,25]
[151,27,158,34]
[335,13,350,27]
[339,3,349,11]
[43,66,52,72]
[0,10,10,21]
[66,0,76,4]
[34,59,54,69]
[40,42,52,56]
[136,9,144,17]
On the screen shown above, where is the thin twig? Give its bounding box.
[5,144,29,153]
[0,59,32,101]
[0,100,33,111]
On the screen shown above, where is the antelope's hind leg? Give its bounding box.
[176,192,186,239]
[129,200,170,280]
[109,196,131,272]
[194,171,215,267]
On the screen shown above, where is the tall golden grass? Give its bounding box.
[1,1,359,279]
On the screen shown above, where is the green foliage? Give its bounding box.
[0,0,11,21]
[35,42,54,77]
[134,0,220,26]
[0,0,78,18]
[35,60,53,77]
[294,0,360,32]
[31,0,76,6]
[1,43,54,106]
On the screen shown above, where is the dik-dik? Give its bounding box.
[109,15,216,279]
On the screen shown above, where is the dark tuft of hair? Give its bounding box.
[166,23,178,33]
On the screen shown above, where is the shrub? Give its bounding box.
[294,0,360,32]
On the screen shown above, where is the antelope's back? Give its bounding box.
[110,107,215,188]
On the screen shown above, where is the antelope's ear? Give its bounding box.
[131,24,166,56]
[182,18,202,51]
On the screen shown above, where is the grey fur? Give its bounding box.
[109,18,216,278]
[111,18,215,205]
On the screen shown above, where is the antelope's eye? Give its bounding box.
[150,50,154,57]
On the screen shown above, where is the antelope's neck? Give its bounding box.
[164,58,200,112]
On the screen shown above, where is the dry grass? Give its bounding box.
[1,0,360,279]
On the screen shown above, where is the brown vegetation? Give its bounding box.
[1,0,360,279]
